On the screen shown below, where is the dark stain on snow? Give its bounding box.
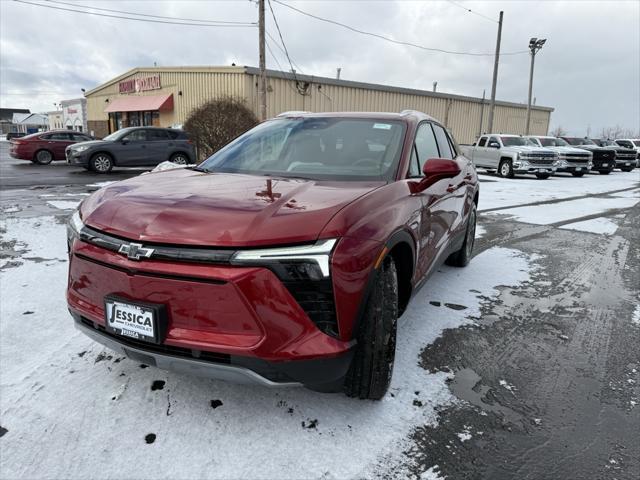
[444,303,468,311]
[145,433,156,444]
[139,364,149,369]
[0,426,7,437]
[113,357,123,363]
[94,352,112,363]
[302,419,318,429]
[413,399,423,407]
[77,351,87,358]
[151,380,165,391]
[210,399,223,409]
[287,407,294,415]
[22,311,34,315]
[429,301,441,307]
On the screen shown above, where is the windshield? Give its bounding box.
[600,140,618,147]
[616,140,634,148]
[199,118,407,181]
[500,136,529,146]
[539,137,569,147]
[634,141,640,147]
[565,137,595,146]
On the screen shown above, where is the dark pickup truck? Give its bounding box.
[560,137,616,174]
[592,139,637,172]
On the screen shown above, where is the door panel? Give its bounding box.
[145,129,171,165]
[116,129,148,165]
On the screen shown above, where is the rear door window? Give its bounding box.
[148,129,169,141]
[49,133,71,141]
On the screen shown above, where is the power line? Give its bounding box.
[265,30,302,72]
[445,0,498,24]
[267,0,301,73]
[272,0,527,56]
[13,0,257,27]
[45,0,256,25]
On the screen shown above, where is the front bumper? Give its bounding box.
[615,159,637,169]
[72,313,353,388]
[67,239,356,389]
[512,160,556,174]
[555,160,591,173]
[66,149,91,166]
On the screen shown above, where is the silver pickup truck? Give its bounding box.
[460,134,558,179]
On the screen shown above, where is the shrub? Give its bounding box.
[184,96,258,161]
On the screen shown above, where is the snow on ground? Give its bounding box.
[560,217,619,235]
[478,172,639,211]
[475,223,487,239]
[0,215,537,480]
[86,181,116,188]
[486,196,639,225]
[608,188,640,199]
[632,305,640,326]
[46,200,81,210]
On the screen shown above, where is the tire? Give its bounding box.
[599,170,611,175]
[90,153,113,173]
[344,256,398,400]
[34,150,53,165]
[446,204,477,267]
[535,173,551,180]
[170,152,190,165]
[571,172,585,177]
[498,159,514,178]
[621,168,633,172]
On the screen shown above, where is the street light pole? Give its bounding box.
[525,37,546,135]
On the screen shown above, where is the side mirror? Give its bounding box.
[121,138,129,145]
[488,141,500,149]
[410,158,461,193]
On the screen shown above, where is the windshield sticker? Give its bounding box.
[373,123,392,130]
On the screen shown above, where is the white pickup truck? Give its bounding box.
[460,134,558,179]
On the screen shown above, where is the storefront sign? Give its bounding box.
[119,75,161,94]
[67,108,78,114]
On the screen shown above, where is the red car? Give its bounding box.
[10,130,94,164]
[67,111,479,399]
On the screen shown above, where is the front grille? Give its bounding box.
[282,279,338,337]
[80,317,232,364]
[616,153,637,160]
[527,158,555,165]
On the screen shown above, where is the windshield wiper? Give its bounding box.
[189,165,209,173]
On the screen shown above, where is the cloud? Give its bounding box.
[1,0,638,136]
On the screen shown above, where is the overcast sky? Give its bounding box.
[1,0,638,136]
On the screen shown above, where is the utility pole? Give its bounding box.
[258,0,267,121]
[487,11,503,133]
[478,89,486,137]
[525,37,546,135]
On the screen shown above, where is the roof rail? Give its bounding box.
[277,111,310,117]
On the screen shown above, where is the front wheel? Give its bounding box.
[34,150,53,165]
[446,204,477,267]
[498,159,514,178]
[599,170,611,175]
[170,153,190,165]
[344,256,398,400]
[90,153,113,173]
[571,172,585,177]
[535,173,551,180]
[621,167,634,172]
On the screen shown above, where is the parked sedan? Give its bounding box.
[67,111,479,400]
[9,130,94,164]
[66,127,195,173]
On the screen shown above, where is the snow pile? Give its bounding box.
[560,217,619,235]
[0,215,537,479]
[46,200,81,210]
[143,161,190,175]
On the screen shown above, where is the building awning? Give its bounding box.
[104,94,173,113]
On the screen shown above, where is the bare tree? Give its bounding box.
[184,96,258,161]
[549,125,567,137]
[599,125,640,140]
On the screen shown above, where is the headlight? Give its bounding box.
[66,209,85,248]
[231,239,337,279]
[74,145,90,152]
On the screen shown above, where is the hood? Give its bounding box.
[572,145,609,152]
[80,169,383,247]
[545,146,592,155]
[505,146,555,155]
[69,140,108,149]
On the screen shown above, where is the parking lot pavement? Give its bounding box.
[0,141,149,189]
[0,168,638,479]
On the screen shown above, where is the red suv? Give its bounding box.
[10,130,94,164]
[67,111,479,399]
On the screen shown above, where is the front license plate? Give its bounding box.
[576,167,582,171]
[105,298,159,342]
[625,163,630,166]
[602,163,608,167]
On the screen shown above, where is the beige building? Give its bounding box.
[84,66,553,143]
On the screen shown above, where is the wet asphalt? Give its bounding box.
[398,194,640,479]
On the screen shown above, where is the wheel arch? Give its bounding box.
[33,148,53,161]
[385,229,415,316]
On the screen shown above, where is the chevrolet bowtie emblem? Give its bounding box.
[118,242,154,261]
